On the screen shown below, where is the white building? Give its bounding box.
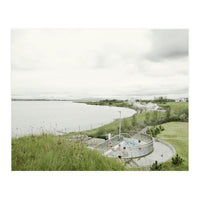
[128,98,162,112]
[175,98,188,103]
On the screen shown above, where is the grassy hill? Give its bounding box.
[85,102,188,138]
[12,134,125,171]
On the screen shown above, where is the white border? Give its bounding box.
[1,1,200,200]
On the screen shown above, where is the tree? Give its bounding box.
[172,154,183,166]
[150,161,162,170]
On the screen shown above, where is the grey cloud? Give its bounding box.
[12,29,189,99]
[147,30,188,61]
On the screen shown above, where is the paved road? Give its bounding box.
[127,139,176,168]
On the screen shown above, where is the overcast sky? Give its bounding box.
[11,29,188,99]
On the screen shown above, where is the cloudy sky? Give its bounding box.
[11,29,188,99]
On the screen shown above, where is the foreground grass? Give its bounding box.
[12,122,188,171]
[12,134,125,171]
[157,122,188,170]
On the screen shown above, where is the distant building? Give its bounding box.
[175,98,188,103]
[128,98,163,112]
[128,98,136,105]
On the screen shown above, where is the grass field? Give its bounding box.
[158,102,188,112]
[12,134,125,171]
[157,122,188,170]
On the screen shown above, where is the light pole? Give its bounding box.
[119,111,121,137]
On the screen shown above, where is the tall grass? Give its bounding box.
[12,134,125,171]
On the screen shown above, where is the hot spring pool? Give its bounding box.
[105,138,147,158]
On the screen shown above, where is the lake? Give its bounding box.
[11,101,136,137]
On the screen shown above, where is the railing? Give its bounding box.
[101,133,154,158]
[95,135,123,153]
[132,133,153,143]
[107,140,154,159]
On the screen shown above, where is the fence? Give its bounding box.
[96,133,154,159]
[95,135,123,153]
[118,140,153,158]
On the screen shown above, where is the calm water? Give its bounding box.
[12,101,136,137]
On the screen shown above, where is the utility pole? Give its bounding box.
[119,111,121,137]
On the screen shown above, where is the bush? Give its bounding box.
[178,109,188,121]
[150,161,162,170]
[179,113,187,121]
[172,154,183,166]
[96,127,105,135]
[95,135,107,139]
[146,125,164,137]
[159,125,165,131]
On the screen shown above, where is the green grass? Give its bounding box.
[157,122,188,170]
[12,134,125,171]
[85,111,165,138]
[82,102,188,138]
[158,102,188,112]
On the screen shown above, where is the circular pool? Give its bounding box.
[96,133,154,159]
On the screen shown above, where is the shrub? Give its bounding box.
[172,154,183,166]
[168,114,180,122]
[146,125,164,137]
[159,125,165,131]
[96,127,105,135]
[95,135,107,139]
[179,113,187,121]
[150,161,162,171]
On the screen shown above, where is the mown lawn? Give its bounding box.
[12,134,125,171]
[158,102,188,112]
[157,121,189,170]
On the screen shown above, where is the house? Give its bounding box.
[175,98,188,103]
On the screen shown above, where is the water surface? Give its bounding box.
[12,101,136,137]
